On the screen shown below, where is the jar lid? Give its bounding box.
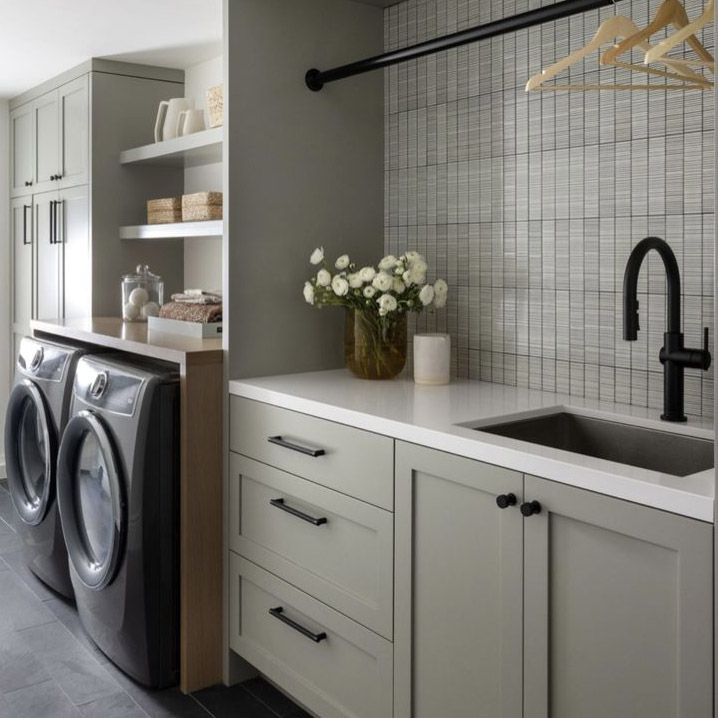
[122,264,162,282]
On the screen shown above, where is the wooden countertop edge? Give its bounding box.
[31,320,223,366]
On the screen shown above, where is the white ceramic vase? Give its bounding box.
[154,98,194,142]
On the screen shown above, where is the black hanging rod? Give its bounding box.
[306,0,623,91]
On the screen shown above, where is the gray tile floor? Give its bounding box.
[0,480,308,718]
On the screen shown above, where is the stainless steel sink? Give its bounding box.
[474,411,714,476]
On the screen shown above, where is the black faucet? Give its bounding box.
[623,237,711,422]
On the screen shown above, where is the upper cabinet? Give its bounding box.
[11,76,89,198]
[33,90,60,193]
[58,76,89,189]
[10,103,34,197]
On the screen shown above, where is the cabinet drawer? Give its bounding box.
[230,396,393,509]
[229,553,393,718]
[230,452,393,639]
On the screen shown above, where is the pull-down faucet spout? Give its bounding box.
[622,237,711,423]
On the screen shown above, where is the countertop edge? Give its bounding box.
[229,378,714,523]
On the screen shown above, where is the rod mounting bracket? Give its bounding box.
[305,69,324,92]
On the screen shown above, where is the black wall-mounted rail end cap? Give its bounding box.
[305,69,324,91]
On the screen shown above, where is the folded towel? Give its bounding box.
[160,302,222,324]
[171,291,222,305]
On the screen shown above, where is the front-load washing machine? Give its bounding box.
[4,336,88,598]
[56,355,180,688]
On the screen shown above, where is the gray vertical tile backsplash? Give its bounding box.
[385,0,715,417]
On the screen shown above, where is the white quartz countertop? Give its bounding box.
[229,370,715,522]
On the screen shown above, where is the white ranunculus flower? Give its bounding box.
[303,282,315,305]
[434,278,448,297]
[393,278,406,294]
[378,255,398,271]
[419,284,435,306]
[359,266,376,283]
[411,260,428,282]
[434,291,447,308]
[310,247,324,265]
[335,254,350,270]
[332,275,349,296]
[377,293,398,316]
[348,273,363,289]
[363,285,377,298]
[404,251,422,263]
[372,271,393,292]
[317,268,331,287]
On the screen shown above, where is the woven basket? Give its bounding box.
[147,197,181,224]
[206,85,223,128]
[182,192,223,222]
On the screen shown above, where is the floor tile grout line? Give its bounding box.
[188,693,218,717]
[240,683,289,718]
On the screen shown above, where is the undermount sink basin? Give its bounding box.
[474,411,714,476]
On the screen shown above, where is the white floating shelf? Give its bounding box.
[120,220,223,240]
[120,127,223,166]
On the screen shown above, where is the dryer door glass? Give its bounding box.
[75,432,114,566]
[57,411,124,591]
[4,380,54,526]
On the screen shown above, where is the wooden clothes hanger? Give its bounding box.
[526,14,711,90]
[602,0,714,74]
[644,0,715,64]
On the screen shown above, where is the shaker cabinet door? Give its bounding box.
[57,184,90,319]
[58,76,89,189]
[34,191,61,321]
[522,475,713,718]
[10,103,34,197]
[11,198,33,333]
[33,90,60,195]
[394,442,524,718]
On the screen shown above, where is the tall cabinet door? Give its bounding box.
[34,190,61,321]
[522,475,713,718]
[33,90,59,194]
[58,76,89,189]
[11,198,33,332]
[56,185,90,319]
[394,442,524,718]
[10,103,34,197]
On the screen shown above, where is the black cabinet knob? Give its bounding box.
[25,180,32,186]
[496,493,517,509]
[520,500,542,517]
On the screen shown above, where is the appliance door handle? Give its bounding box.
[23,204,31,245]
[267,435,325,457]
[269,498,328,526]
[268,607,327,643]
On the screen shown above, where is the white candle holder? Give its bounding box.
[413,333,451,386]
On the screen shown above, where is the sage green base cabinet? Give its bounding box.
[394,442,524,718]
[228,397,394,718]
[523,475,713,718]
[395,442,713,718]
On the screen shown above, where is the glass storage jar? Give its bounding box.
[121,265,164,322]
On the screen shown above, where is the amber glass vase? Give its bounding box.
[344,309,407,380]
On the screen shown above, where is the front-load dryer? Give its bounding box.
[56,355,180,688]
[4,336,88,598]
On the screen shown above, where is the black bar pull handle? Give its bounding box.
[268,435,325,457]
[23,204,31,245]
[270,498,328,526]
[55,200,63,244]
[49,201,55,244]
[268,607,327,643]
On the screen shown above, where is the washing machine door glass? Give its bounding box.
[57,411,124,590]
[4,380,54,526]
[75,432,115,567]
